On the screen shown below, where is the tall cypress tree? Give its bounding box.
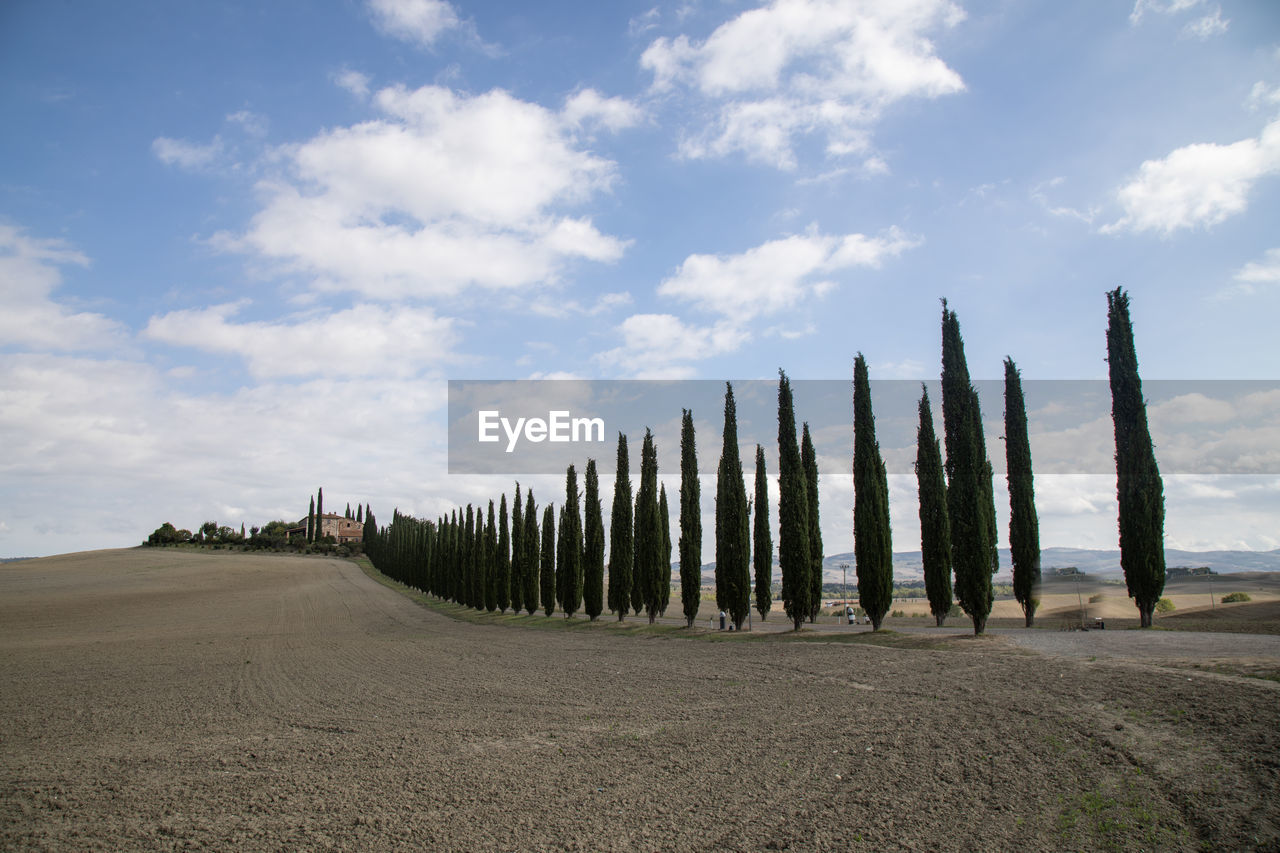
[634,429,663,623]
[316,488,324,541]
[463,505,475,608]
[801,423,824,621]
[778,370,812,631]
[716,383,751,629]
[916,385,953,627]
[307,495,315,542]
[608,434,634,621]
[753,444,772,621]
[497,493,511,613]
[356,503,363,524]
[941,301,996,634]
[853,354,893,630]
[524,491,539,615]
[1004,358,1041,627]
[1106,287,1166,628]
[483,501,496,612]
[539,504,555,617]
[583,459,605,621]
[560,465,583,619]
[659,482,672,616]
[510,483,524,615]
[345,502,351,519]
[679,410,702,628]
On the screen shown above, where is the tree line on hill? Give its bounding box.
[364,289,1168,632]
[144,490,371,556]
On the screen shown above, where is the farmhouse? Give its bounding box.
[317,513,363,544]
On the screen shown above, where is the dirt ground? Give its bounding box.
[3,550,1278,851]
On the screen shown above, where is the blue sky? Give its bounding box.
[2,0,1279,559]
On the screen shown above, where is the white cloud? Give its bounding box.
[144,301,456,379]
[334,69,372,98]
[641,0,965,169]
[1129,0,1228,38]
[562,89,644,134]
[152,135,224,170]
[1247,81,1280,112]
[220,84,630,299]
[226,110,268,137]
[367,0,460,47]
[595,314,749,377]
[1231,247,1280,294]
[1182,7,1227,39]
[658,226,919,319]
[1103,117,1280,234]
[0,225,127,352]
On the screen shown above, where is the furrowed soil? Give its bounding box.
[2,550,1278,852]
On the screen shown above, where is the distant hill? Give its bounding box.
[693,547,1280,585]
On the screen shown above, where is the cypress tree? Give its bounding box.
[482,501,496,612]
[634,428,663,623]
[753,444,772,621]
[584,459,605,621]
[853,354,893,630]
[801,423,824,621]
[716,383,751,629]
[463,505,475,608]
[1004,358,1041,627]
[608,434,634,621]
[679,410,702,628]
[307,495,315,542]
[510,483,524,615]
[497,493,511,613]
[941,301,997,634]
[316,488,324,541]
[778,370,812,631]
[345,502,351,519]
[356,503,363,524]
[524,491,539,615]
[916,385,953,627]
[659,482,672,616]
[560,465,583,619]
[1106,287,1166,628]
[540,504,556,617]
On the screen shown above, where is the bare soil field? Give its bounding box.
[3,550,1278,851]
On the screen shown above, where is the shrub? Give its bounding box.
[1154,598,1176,613]
[1221,592,1251,603]
[1088,593,1104,604]
[890,609,905,618]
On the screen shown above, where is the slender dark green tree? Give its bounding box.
[307,495,315,542]
[482,501,496,612]
[523,491,539,615]
[540,504,556,617]
[941,301,997,634]
[634,428,663,623]
[510,483,524,615]
[583,459,605,621]
[853,354,893,630]
[801,423,824,621]
[316,488,324,540]
[1004,358,1041,627]
[778,370,811,631]
[716,383,751,629]
[916,385,953,627]
[345,502,351,519]
[356,503,363,524]
[463,505,475,608]
[678,410,702,628]
[1106,287,1166,628]
[497,493,511,613]
[659,482,672,616]
[608,434,634,621]
[560,465,583,619]
[753,445,772,621]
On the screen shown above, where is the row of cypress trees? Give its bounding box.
[368,289,1163,634]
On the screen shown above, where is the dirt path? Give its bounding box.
[2,549,1278,851]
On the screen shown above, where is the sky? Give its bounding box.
[2,0,1279,560]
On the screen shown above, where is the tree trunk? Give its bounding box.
[972,614,986,635]
[935,613,945,628]
[870,616,883,631]
[1023,603,1036,628]
[685,617,694,628]
[1139,605,1153,628]
[648,611,656,624]
[792,616,804,632]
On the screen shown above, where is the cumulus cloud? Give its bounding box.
[144,301,456,379]
[0,225,128,352]
[595,314,748,377]
[1102,118,1280,235]
[1228,247,1280,295]
[1129,0,1228,39]
[658,226,919,319]
[641,0,965,169]
[219,84,631,299]
[562,89,644,133]
[366,0,461,47]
